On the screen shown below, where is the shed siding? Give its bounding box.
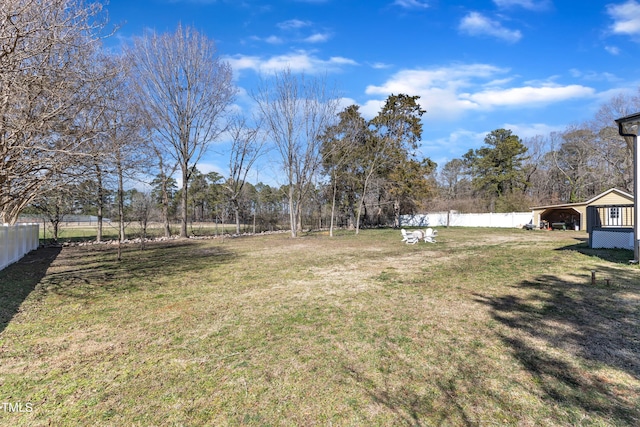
[592,192,633,205]
[577,206,587,229]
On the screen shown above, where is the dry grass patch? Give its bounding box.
[0,228,638,425]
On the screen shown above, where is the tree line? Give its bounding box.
[2,0,637,242]
[436,91,639,214]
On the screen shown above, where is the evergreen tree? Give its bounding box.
[464,128,528,211]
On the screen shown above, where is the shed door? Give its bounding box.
[607,207,622,227]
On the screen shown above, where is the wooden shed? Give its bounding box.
[531,188,634,231]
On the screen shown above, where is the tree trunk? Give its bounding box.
[330,176,337,237]
[234,200,240,234]
[161,175,171,237]
[95,163,104,243]
[117,157,126,243]
[355,170,374,235]
[156,154,173,238]
[393,199,401,228]
[141,218,148,250]
[180,165,188,238]
[288,186,297,237]
[52,205,61,242]
[52,221,60,242]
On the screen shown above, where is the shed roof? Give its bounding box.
[531,188,633,210]
[615,111,640,124]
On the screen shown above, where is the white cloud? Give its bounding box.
[328,56,358,65]
[500,122,564,139]
[365,64,506,119]
[369,62,393,69]
[458,12,522,43]
[493,0,550,10]
[264,35,284,44]
[277,19,311,30]
[464,85,595,106]
[447,129,489,145]
[445,129,487,150]
[303,32,331,43]
[365,64,507,96]
[337,97,358,111]
[362,64,596,121]
[226,51,358,75]
[569,69,620,82]
[423,129,488,163]
[272,19,331,44]
[359,99,386,120]
[393,0,429,9]
[484,77,516,87]
[608,0,640,36]
[605,45,621,55]
[196,162,225,175]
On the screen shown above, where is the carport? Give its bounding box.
[538,207,581,230]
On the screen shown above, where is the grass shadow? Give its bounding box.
[0,246,61,333]
[558,238,635,264]
[340,340,514,426]
[474,272,640,425]
[38,239,237,299]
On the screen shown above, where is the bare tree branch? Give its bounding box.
[0,0,110,223]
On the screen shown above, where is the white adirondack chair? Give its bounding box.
[400,229,420,244]
[423,228,437,243]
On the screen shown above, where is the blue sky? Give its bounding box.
[106,0,640,183]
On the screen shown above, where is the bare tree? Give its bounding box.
[253,68,340,237]
[551,126,603,202]
[32,182,76,243]
[590,92,640,193]
[521,134,552,205]
[127,24,236,238]
[78,55,126,243]
[92,55,150,244]
[151,148,179,238]
[0,0,109,224]
[225,115,264,234]
[130,191,156,250]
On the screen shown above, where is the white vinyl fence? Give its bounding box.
[0,224,40,272]
[400,211,533,229]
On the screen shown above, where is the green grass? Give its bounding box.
[1,228,639,426]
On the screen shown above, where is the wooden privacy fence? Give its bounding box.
[400,212,533,228]
[0,224,40,272]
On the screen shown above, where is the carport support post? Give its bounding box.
[615,113,640,263]
[636,135,640,263]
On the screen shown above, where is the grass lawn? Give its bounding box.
[0,228,639,426]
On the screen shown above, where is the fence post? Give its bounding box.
[19,224,27,258]
[0,225,7,271]
[9,225,17,264]
[33,223,40,250]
